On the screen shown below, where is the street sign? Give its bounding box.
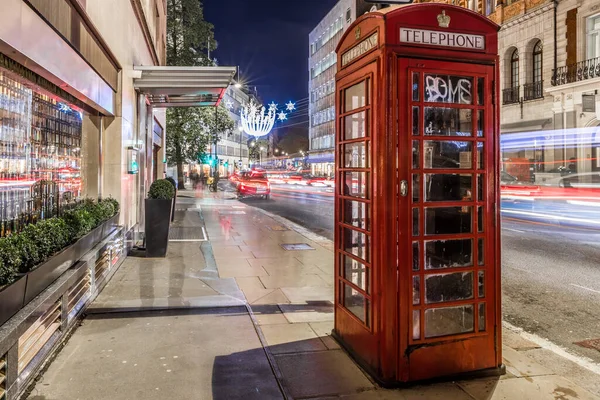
[238,160,243,168]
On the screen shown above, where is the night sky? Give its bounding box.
[204,0,338,133]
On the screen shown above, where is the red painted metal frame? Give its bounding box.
[334,4,501,385]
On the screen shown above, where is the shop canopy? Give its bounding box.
[133,66,236,107]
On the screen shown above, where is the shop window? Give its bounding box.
[587,13,600,59]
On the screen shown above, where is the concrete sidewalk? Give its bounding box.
[26,193,600,400]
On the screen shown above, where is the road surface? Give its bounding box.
[240,183,600,364]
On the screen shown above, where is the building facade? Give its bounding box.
[0,0,167,243]
[218,84,251,175]
[308,0,379,177]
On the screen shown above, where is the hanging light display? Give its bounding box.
[241,99,276,138]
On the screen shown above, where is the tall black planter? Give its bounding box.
[145,198,173,257]
[171,188,177,222]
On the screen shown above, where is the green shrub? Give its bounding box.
[78,199,102,227]
[97,200,115,221]
[26,218,70,260]
[7,232,41,273]
[148,179,175,200]
[0,238,21,286]
[63,208,95,239]
[104,197,120,214]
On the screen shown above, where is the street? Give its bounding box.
[239,183,600,364]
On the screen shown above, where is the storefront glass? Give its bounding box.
[1,68,83,237]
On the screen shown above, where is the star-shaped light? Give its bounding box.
[225,99,234,110]
[268,101,278,111]
[285,101,296,111]
[277,111,287,121]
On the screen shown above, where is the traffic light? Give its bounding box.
[224,161,229,168]
[208,156,215,166]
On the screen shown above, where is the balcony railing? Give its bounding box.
[502,86,520,105]
[524,81,543,100]
[551,57,600,86]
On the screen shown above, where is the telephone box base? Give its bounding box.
[332,331,506,388]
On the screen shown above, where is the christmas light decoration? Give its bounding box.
[277,111,287,121]
[241,99,276,138]
[268,101,278,111]
[225,99,234,110]
[285,101,296,111]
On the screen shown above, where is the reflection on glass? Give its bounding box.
[343,255,368,292]
[477,110,484,136]
[425,271,473,304]
[478,206,484,233]
[425,174,472,202]
[477,142,484,169]
[424,108,472,136]
[413,310,420,340]
[344,112,367,140]
[344,227,369,261]
[424,141,473,169]
[479,303,486,331]
[477,77,484,106]
[424,75,473,104]
[412,140,420,169]
[478,271,485,297]
[345,81,366,112]
[425,207,472,235]
[425,305,474,338]
[413,242,419,271]
[344,283,368,325]
[343,141,368,168]
[413,208,419,236]
[343,172,368,198]
[413,276,420,305]
[478,238,484,266]
[412,174,420,202]
[412,106,419,135]
[344,200,368,230]
[477,174,484,201]
[412,72,419,101]
[425,239,473,269]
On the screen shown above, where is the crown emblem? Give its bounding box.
[437,10,451,28]
[355,27,361,40]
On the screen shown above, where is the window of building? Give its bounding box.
[346,8,351,23]
[587,13,600,59]
[533,41,542,84]
[485,0,494,15]
[511,49,519,88]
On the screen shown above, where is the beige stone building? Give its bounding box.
[0,0,235,243]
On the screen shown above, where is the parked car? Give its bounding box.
[236,171,271,199]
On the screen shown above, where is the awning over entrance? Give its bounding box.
[133,66,236,107]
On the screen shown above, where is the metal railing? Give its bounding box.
[524,81,544,100]
[551,57,600,86]
[502,86,520,105]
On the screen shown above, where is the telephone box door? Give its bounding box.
[399,58,499,380]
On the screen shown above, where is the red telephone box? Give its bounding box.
[334,4,503,384]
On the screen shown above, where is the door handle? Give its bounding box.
[400,180,408,197]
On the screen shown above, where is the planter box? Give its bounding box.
[24,213,120,305]
[0,274,27,326]
[145,198,173,258]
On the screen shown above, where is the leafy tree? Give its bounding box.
[165,0,234,189]
[247,138,270,162]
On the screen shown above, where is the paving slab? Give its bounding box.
[275,350,374,399]
[280,303,335,323]
[260,273,330,289]
[458,375,600,400]
[281,286,335,303]
[501,327,541,351]
[260,323,327,354]
[502,345,554,377]
[27,308,283,400]
[251,289,291,305]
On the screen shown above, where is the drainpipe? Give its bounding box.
[553,0,558,75]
